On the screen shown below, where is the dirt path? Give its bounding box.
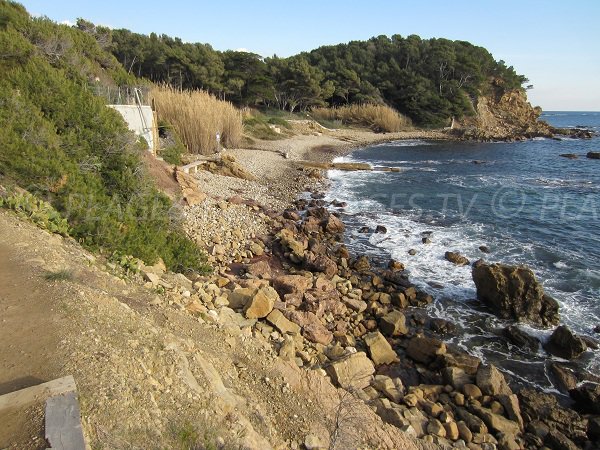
[0,226,72,449]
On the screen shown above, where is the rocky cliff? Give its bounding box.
[455,84,552,140]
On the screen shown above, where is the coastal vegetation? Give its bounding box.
[0,1,209,273]
[109,28,529,127]
[311,104,412,132]
[151,85,243,154]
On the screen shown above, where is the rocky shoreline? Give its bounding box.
[156,127,600,449]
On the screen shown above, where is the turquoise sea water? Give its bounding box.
[326,112,600,391]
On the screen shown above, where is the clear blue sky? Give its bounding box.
[20,0,600,111]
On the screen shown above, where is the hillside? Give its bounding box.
[108,24,540,131]
[0,1,208,272]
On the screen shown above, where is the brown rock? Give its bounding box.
[266,309,301,335]
[476,364,513,396]
[244,286,278,319]
[445,251,470,266]
[273,275,313,296]
[228,287,256,309]
[388,259,405,272]
[503,325,540,352]
[498,394,524,431]
[472,263,559,326]
[456,408,488,434]
[443,367,473,390]
[545,429,579,450]
[444,421,460,440]
[364,331,399,365]
[391,292,408,309]
[371,375,403,403]
[326,352,375,389]
[342,297,367,313]
[463,384,483,399]
[427,419,446,438]
[307,252,339,279]
[406,336,447,364]
[323,214,345,234]
[457,421,473,443]
[441,351,481,375]
[303,322,333,345]
[569,383,600,414]
[245,260,271,279]
[353,255,371,272]
[379,310,408,336]
[544,325,587,359]
[550,363,578,392]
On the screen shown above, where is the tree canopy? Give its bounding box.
[107,28,528,127]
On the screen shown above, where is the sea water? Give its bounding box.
[326,112,600,391]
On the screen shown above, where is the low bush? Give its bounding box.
[0,190,70,236]
[311,104,412,132]
[243,110,291,140]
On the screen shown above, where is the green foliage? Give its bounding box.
[0,190,70,236]
[160,143,184,166]
[109,252,143,275]
[243,112,291,140]
[106,23,528,127]
[0,1,210,275]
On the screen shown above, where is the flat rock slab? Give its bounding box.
[45,391,86,450]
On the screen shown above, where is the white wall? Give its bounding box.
[108,105,157,153]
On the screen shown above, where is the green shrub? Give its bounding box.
[0,3,210,275]
[0,190,70,236]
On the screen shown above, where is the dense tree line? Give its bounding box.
[106,27,528,127]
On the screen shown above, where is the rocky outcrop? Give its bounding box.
[472,263,559,327]
[455,88,552,140]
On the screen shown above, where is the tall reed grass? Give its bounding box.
[311,104,412,132]
[151,86,243,155]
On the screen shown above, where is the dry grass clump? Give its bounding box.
[312,104,412,132]
[151,86,243,155]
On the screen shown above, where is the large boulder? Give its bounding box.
[244,286,278,319]
[476,364,513,396]
[544,325,587,359]
[323,214,345,234]
[472,263,559,327]
[406,336,446,364]
[379,310,408,336]
[363,331,399,365]
[326,352,375,389]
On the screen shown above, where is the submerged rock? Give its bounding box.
[503,325,540,352]
[472,263,559,327]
